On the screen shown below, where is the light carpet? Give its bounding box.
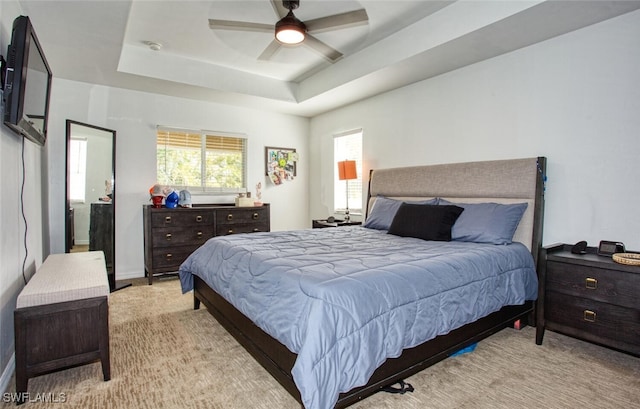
[2,277,639,408]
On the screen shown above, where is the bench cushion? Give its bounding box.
[17,251,110,308]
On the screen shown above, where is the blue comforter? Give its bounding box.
[179,226,537,409]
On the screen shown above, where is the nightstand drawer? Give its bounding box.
[546,261,640,309]
[545,291,640,347]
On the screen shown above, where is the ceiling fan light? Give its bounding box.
[276,27,305,44]
[275,11,306,45]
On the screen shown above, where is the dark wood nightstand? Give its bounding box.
[536,243,640,356]
[312,219,362,228]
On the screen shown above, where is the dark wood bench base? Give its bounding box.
[14,296,110,404]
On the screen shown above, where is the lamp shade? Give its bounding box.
[337,160,357,181]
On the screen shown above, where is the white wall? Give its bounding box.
[0,0,46,391]
[47,81,310,279]
[310,10,640,250]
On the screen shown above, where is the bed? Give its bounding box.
[179,157,546,409]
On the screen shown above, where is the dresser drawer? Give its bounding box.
[150,210,214,227]
[151,226,213,248]
[216,207,269,225]
[546,261,640,309]
[545,291,640,347]
[151,245,202,270]
[215,223,269,236]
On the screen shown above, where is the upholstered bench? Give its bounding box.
[14,251,110,404]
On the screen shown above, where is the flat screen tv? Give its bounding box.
[3,16,52,146]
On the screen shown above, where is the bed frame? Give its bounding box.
[193,157,547,408]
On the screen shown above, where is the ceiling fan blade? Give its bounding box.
[304,34,343,62]
[305,9,368,33]
[258,40,282,61]
[270,0,289,19]
[209,19,273,33]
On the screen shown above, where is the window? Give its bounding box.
[334,129,363,214]
[157,127,247,194]
[69,137,87,202]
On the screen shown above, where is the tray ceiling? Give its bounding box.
[18,1,640,117]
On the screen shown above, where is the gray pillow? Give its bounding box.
[439,199,528,245]
[364,196,438,230]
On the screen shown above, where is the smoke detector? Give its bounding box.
[143,41,162,51]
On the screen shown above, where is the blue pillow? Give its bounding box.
[364,196,438,230]
[439,200,528,245]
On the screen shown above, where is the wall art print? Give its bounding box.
[265,146,297,185]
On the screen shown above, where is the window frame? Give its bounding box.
[156,126,248,195]
[334,129,363,216]
[69,137,88,203]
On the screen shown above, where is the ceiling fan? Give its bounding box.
[208,0,369,62]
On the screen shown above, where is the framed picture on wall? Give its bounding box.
[265,146,297,185]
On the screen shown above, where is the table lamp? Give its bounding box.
[337,160,357,221]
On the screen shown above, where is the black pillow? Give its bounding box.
[388,203,464,241]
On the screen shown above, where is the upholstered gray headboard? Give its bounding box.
[367,157,546,265]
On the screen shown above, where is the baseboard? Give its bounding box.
[0,353,15,394]
[116,270,145,280]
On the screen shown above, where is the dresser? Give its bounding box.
[536,243,640,356]
[143,204,270,284]
[89,203,115,289]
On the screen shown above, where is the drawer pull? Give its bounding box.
[165,233,172,241]
[227,214,233,221]
[228,229,234,234]
[583,310,596,322]
[165,216,172,223]
[196,215,203,222]
[196,231,203,238]
[585,277,597,290]
[252,212,259,220]
[253,228,260,232]
[165,253,173,260]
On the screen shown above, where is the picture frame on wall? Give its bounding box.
[265,146,297,185]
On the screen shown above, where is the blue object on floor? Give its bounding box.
[450,343,477,357]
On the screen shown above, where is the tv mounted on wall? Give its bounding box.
[2,15,52,146]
